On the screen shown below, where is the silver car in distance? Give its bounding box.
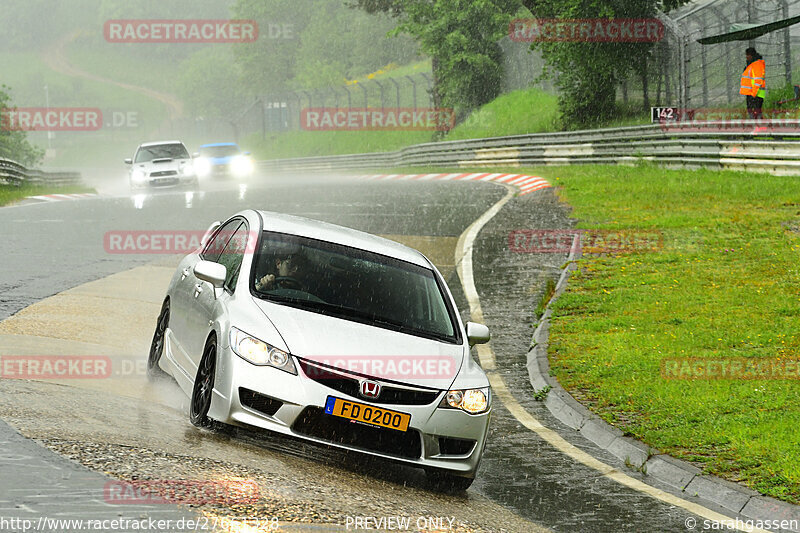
[124,140,197,190]
[148,210,492,490]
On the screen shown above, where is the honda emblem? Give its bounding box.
[359,379,381,399]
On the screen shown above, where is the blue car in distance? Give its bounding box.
[193,142,255,180]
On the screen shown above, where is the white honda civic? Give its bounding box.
[148,210,492,489]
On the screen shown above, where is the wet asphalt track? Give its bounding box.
[0,173,713,532]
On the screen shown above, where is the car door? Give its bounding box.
[184,219,248,371]
[171,218,241,375]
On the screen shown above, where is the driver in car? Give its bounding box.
[255,253,305,291]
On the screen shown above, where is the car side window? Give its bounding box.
[217,222,249,293]
[201,219,241,263]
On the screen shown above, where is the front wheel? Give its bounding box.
[189,336,217,428]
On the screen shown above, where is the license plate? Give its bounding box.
[324,396,410,432]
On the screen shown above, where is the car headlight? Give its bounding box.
[440,387,490,414]
[194,157,211,177]
[229,327,297,374]
[230,155,254,177]
[180,162,195,177]
[131,168,147,182]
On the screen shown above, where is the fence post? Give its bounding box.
[388,77,401,107]
[681,35,690,111]
[291,92,302,130]
[343,85,353,110]
[420,72,433,107]
[358,83,368,108]
[701,40,709,107]
[374,80,386,111]
[260,98,266,140]
[782,0,792,85]
[406,75,418,109]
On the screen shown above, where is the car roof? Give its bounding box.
[139,140,185,148]
[253,210,431,268]
[200,142,237,148]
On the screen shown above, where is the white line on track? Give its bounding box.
[454,186,768,533]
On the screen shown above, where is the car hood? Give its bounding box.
[134,159,191,172]
[253,298,464,390]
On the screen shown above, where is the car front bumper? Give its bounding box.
[131,175,197,189]
[207,348,491,478]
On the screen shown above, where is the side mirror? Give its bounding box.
[124,158,132,165]
[243,151,251,156]
[194,260,226,289]
[199,221,222,249]
[466,322,490,347]
[192,152,199,158]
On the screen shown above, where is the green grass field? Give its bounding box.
[516,163,800,503]
[0,183,95,207]
[247,130,437,160]
[444,87,560,140]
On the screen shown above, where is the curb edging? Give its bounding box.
[526,235,800,529]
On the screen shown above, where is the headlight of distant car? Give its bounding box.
[131,168,147,182]
[230,155,254,177]
[180,162,195,177]
[193,157,211,177]
[440,387,490,414]
[229,327,297,374]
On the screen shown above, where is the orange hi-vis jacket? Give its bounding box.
[740,59,766,98]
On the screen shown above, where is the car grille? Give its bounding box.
[239,388,283,417]
[150,170,178,177]
[297,359,441,406]
[292,407,422,459]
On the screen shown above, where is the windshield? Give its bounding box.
[134,144,189,163]
[198,145,241,158]
[252,231,459,344]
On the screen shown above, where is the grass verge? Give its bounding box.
[512,163,800,504]
[375,163,800,503]
[0,184,95,207]
[247,130,436,160]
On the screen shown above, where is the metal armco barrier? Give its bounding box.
[257,122,800,175]
[0,158,82,187]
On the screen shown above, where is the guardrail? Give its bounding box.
[0,158,82,187]
[257,121,800,175]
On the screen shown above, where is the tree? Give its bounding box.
[292,6,418,89]
[232,0,418,98]
[177,47,249,118]
[0,86,44,167]
[351,0,520,121]
[520,0,692,128]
